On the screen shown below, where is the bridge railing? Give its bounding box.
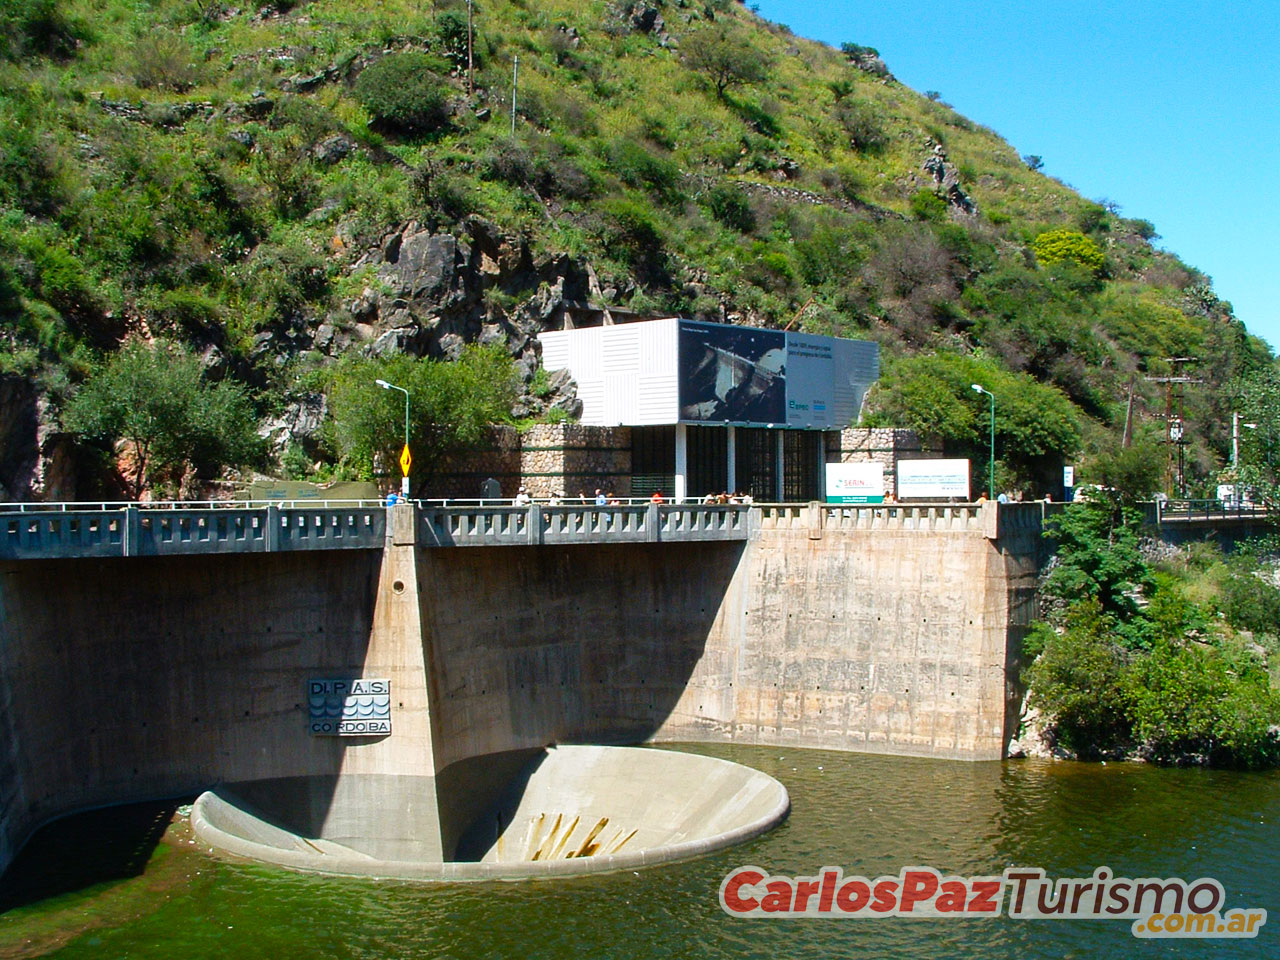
[419,502,750,546]
[1,504,385,559]
[758,502,986,534]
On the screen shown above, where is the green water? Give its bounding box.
[2,744,1277,959]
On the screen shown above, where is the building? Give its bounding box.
[538,318,880,502]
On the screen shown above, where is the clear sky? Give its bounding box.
[753,0,1280,354]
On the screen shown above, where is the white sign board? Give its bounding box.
[826,462,885,503]
[896,459,971,500]
[1063,466,1075,487]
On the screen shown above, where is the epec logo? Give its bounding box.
[788,399,809,412]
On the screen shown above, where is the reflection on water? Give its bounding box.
[2,744,1277,959]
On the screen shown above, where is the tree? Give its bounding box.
[1229,367,1280,506]
[683,25,773,99]
[65,338,261,497]
[325,345,518,492]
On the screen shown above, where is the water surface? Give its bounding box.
[1,744,1275,959]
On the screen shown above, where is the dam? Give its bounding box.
[0,500,1043,879]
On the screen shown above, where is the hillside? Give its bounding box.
[0,0,1272,498]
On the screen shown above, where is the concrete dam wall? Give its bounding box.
[0,503,1039,877]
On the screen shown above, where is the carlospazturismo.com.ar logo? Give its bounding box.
[718,865,1266,939]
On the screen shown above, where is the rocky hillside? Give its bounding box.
[0,0,1271,498]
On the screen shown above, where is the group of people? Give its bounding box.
[700,491,754,504]
[499,485,752,506]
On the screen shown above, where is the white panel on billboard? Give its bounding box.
[826,462,885,503]
[896,459,971,499]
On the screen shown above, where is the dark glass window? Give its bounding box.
[631,425,675,498]
[687,426,728,499]
[735,428,777,501]
[782,431,823,502]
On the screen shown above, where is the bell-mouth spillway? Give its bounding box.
[191,745,790,881]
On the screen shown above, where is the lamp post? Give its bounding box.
[971,384,996,500]
[1231,411,1258,469]
[376,379,411,497]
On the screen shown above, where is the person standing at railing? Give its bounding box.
[514,486,531,507]
[650,491,665,505]
[594,488,607,506]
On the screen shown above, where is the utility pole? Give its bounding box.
[1144,357,1202,498]
[466,0,474,96]
[511,55,519,137]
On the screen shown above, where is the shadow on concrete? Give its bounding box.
[0,548,382,888]
[0,797,183,914]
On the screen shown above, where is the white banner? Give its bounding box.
[826,462,885,503]
[897,459,971,499]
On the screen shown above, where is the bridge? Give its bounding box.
[0,500,754,560]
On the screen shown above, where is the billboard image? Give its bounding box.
[679,321,786,422]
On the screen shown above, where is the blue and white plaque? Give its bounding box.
[308,678,391,735]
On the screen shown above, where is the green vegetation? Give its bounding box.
[64,339,261,497]
[324,345,518,492]
[1026,495,1280,767]
[0,0,1271,496]
[1032,228,1106,275]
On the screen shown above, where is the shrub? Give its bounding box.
[1025,600,1133,757]
[706,185,755,233]
[355,54,451,136]
[0,0,89,60]
[834,98,886,152]
[909,189,947,223]
[1217,565,1280,636]
[607,140,682,206]
[1032,228,1105,275]
[130,31,201,92]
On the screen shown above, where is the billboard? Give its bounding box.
[677,320,879,428]
[678,321,786,423]
[826,462,885,503]
[896,459,971,500]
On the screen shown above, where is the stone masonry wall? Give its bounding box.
[827,427,941,497]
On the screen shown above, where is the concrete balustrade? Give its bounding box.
[0,501,1054,560]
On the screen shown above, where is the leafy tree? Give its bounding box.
[64,339,261,497]
[1032,228,1105,275]
[1022,155,1044,171]
[873,352,1081,488]
[325,345,518,492]
[1229,367,1280,506]
[1041,499,1150,634]
[683,25,773,99]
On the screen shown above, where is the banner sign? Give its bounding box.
[826,462,885,503]
[897,459,971,500]
[308,678,391,736]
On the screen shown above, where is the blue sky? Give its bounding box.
[753,0,1280,354]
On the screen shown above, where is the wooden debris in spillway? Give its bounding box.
[607,828,637,854]
[568,818,610,858]
[549,816,581,859]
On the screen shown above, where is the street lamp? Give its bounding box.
[971,384,996,500]
[1231,411,1258,469]
[376,379,411,497]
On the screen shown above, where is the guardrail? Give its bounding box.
[0,505,385,560]
[1156,499,1272,522]
[419,502,751,546]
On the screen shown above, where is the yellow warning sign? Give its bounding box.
[399,444,412,476]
